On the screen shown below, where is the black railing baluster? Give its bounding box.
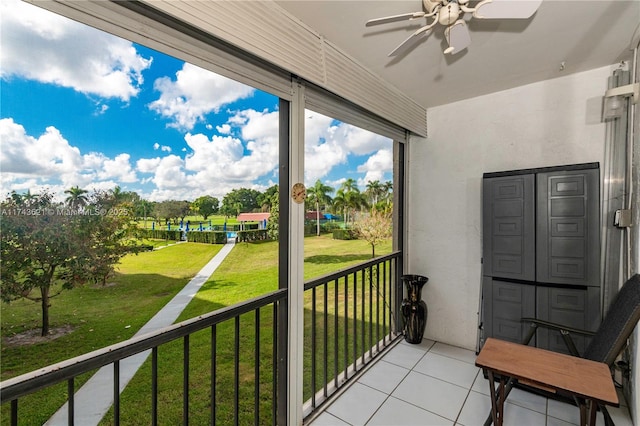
[183,335,189,426]
[234,316,240,426]
[333,279,339,389]
[211,325,216,426]
[362,268,366,363]
[272,303,277,426]
[382,261,387,345]
[152,347,158,426]
[353,271,358,371]
[254,308,260,426]
[311,286,317,409]
[375,263,380,352]
[369,266,373,359]
[344,274,349,381]
[10,399,17,426]
[323,282,328,399]
[114,360,120,426]
[68,378,74,426]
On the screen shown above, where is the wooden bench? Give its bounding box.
[475,338,618,426]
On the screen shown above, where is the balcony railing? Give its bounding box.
[0,251,402,425]
[302,251,403,419]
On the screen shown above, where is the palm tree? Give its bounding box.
[306,179,334,236]
[382,181,393,204]
[344,188,368,223]
[365,180,383,206]
[334,179,368,224]
[64,186,88,208]
[332,189,347,223]
[341,178,358,193]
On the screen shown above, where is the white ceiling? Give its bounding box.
[277,0,640,109]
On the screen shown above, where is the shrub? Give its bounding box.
[186,231,228,244]
[237,230,269,242]
[140,229,182,241]
[332,229,357,240]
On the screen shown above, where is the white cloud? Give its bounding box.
[304,111,391,184]
[0,0,152,101]
[304,112,347,183]
[183,109,278,182]
[99,153,137,183]
[357,149,393,186]
[148,63,254,130]
[136,157,162,174]
[153,143,172,152]
[216,124,232,134]
[147,155,189,190]
[129,108,280,201]
[0,118,138,193]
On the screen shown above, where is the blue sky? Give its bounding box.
[0,0,392,202]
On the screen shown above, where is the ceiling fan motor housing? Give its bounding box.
[422,0,441,14]
[439,2,461,25]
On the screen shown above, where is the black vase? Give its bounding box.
[401,274,428,344]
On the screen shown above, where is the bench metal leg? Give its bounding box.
[485,370,509,426]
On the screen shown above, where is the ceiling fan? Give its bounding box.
[366,0,542,56]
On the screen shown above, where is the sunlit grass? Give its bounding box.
[104,235,393,424]
[0,242,221,425]
[1,235,393,425]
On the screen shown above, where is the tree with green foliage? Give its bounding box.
[258,185,279,212]
[110,186,140,205]
[365,180,383,206]
[192,195,219,220]
[153,200,191,224]
[333,179,368,224]
[266,189,279,240]
[366,180,394,213]
[306,179,334,236]
[355,209,392,258]
[221,188,262,216]
[0,190,139,336]
[64,185,88,208]
[134,199,154,220]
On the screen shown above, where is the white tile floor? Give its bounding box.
[307,339,633,426]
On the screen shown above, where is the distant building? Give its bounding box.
[236,212,270,230]
[305,211,326,221]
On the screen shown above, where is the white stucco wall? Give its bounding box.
[407,65,614,351]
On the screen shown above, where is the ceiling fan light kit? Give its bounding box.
[366,0,543,57]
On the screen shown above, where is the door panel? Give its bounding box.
[536,286,600,355]
[483,175,535,281]
[482,278,536,345]
[536,169,599,287]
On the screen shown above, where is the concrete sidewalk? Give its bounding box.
[45,240,236,426]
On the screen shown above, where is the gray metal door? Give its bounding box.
[483,174,535,281]
[482,278,536,345]
[536,168,600,287]
[536,286,600,355]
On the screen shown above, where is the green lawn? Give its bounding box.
[1,242,222,425]
[1,235,392,425]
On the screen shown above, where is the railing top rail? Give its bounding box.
[0,288,287,403]
[304,251,401,291]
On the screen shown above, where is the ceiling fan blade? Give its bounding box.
[473,0,542,19]
[388,25,433,56]
[366,11,426,27]
[444,20,471,55]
